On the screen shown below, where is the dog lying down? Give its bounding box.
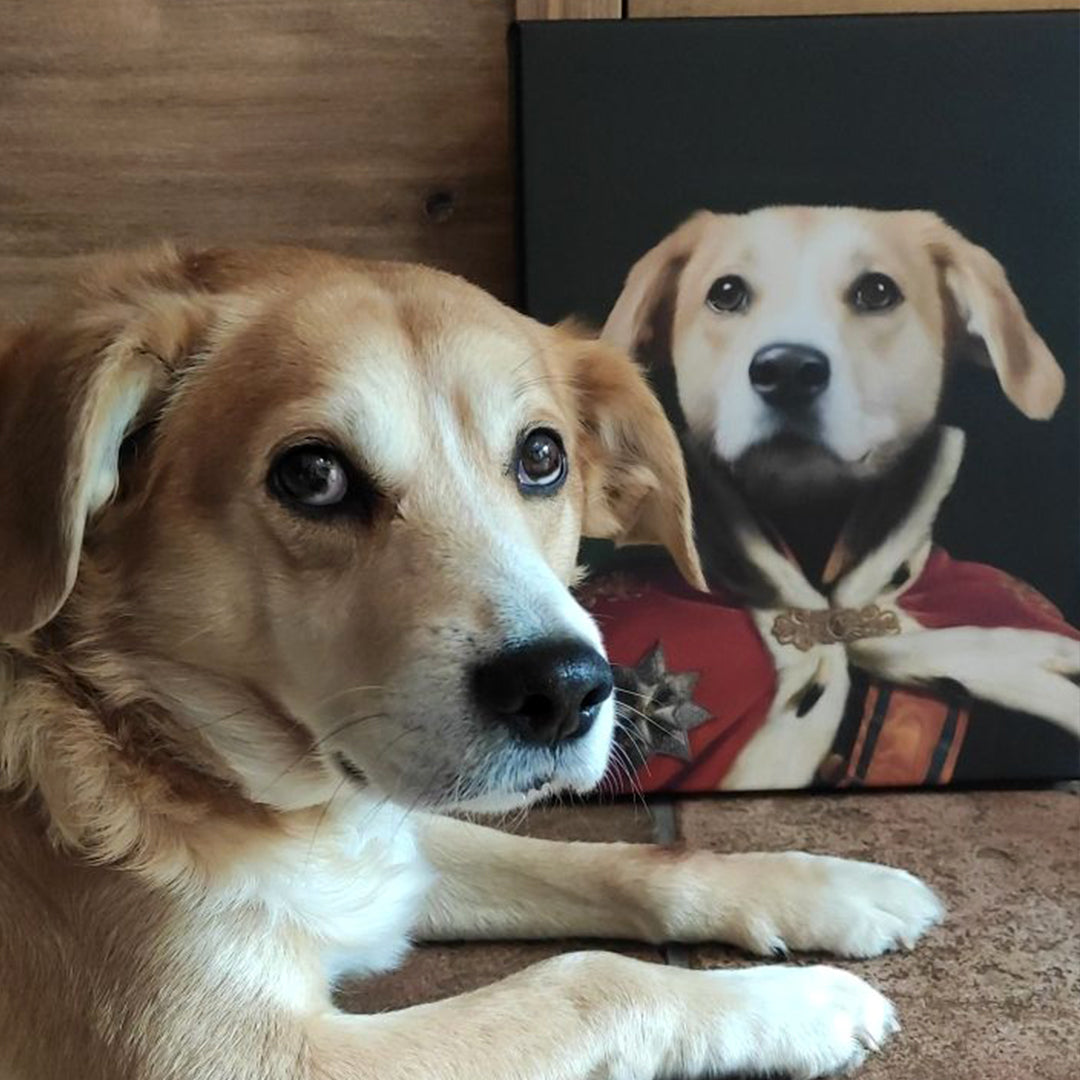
[0,246,943,1080]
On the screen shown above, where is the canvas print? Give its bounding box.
[514,11,1080,793]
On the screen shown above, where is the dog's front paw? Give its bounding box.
[658,851,944,958]
[720,853,945,959]
[706,964,898,1078]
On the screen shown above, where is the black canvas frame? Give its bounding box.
[513,10,1080,622]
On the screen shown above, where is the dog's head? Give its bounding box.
[0,245,702,814]
[604,207,1064,501]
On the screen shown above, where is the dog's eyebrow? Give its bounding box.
[506,345,567,406]
[512,369,560,403]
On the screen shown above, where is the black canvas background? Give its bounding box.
[514,11,1080,624]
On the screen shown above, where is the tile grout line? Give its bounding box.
[650,799,692,970]
[649,798,680,845]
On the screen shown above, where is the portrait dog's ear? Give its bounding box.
[602,211,714,360]
[563,331,705,590]
[917,213,1065,420]
[0,247,216,637]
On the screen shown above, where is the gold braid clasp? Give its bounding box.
[771,605,901,652]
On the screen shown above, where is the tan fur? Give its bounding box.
[0,246,940,1080]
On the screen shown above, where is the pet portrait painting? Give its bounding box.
[514,9,1080,792]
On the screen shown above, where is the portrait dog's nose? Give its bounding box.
[749,344,830,407]
[472,639,613,745]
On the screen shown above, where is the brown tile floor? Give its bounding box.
[337,789,1080,1078]
[677,790,1080,1079]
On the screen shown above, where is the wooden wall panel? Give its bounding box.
[517,1,622,17]
[628,1,1078,17]
[5,1,1071,315]
[0,0,515,315]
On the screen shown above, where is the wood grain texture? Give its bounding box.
[629,1,1078,16]
[517,0,623,18]
[0,0,515,315]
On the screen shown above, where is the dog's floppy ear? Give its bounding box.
[920,214,1064,420]
[0,249,213,636]
[602,211,713,359]
[564,331,706,590]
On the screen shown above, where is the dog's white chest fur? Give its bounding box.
[224,798,434,986]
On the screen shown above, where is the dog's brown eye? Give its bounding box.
[706,275,751,313]
[516,429,567,493]
[849,272,903,312]
[271,445,349,508]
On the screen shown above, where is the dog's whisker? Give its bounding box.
[157,623,221,652]
[603,738,649,811]
[613,715,651,757]
[307,748,412,868]
[303,773,351,868]
[615,700,678,739]
[611,715,657,808]
[310,684,385,710]
[390,758,448,847]
[253,711,389,802]
[335,724,421,809]
[614,686,654,703]
[183,703,264,734]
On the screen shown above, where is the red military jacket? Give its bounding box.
[579,428,1080,794]
[580,551,1079,793]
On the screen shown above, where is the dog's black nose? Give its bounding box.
[749,344,830,407]
[472,640,613,745]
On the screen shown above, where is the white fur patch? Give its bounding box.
[206,796,433,986]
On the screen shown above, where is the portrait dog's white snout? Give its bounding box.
[604,206,1065,502]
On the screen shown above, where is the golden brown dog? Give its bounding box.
[0,246,942,1080]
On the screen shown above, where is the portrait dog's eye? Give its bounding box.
[849,271,904,313]
[706,275,751,313]
[515,428,567,493]
[270,444,351,510]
